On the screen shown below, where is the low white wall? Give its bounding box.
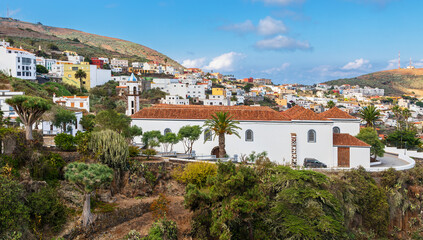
[366,147,415,172]
[350,147,370,168]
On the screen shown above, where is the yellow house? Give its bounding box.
[212,88,226,96]
[275,98,287,106]
[62,63,91,90]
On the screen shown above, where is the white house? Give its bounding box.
[42,111,83,136]
[161,95,189,105]
[0,40,36,80]
[0,90,24,118]
[53,94,90,112]
[111,58,128,68]
[131,105,370,169]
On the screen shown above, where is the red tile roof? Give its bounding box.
[319,107,357,119]
[131,104,291,121]
[63,96,89,99]
[6,47,30,53]
[284,105,329,121]
[333,133,370,147]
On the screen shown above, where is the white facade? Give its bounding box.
[161,95,189,105]
[0,40,36,80]
[53,95,90,112]
[36,57,57,70]
[51,64,65,77]
[89,65,112,88]
[0,90,24,118]
[111,58,128,68]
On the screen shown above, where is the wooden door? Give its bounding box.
[338,147,350,167]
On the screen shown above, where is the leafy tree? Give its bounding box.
[327,100,336,109]
[74,69,87,92]
[203,112,241,158]
[356,127,385,161]
[6,95,51,140]
[159,132,179,152]
[185,161,266,240]
[178,125,202,154]
[243,83,254,93]
[359,105,381,128]
[264,166,346,240]
[385,129,421,149]
[94,110,142,140]
[142,130,162,149]
[392,106,412,130]
[53,107,76,133]
[79,114,95,132]
[65,162,113,228]
[0,176,29,237]
[141,88,167,100]
[36,64,48,74]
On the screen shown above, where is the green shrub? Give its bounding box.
[0,176,29,237]
[129,146,141,157]
[30,153,66,184]
[74,131,91,155]
[123,230,142,240]
[142,149,157,160]
[54,133,76,151]
[27,186,67,233]
[145,217,178,240]
[177,162,217,187]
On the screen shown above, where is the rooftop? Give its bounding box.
[131,104,291,121]
[283,105,329,121]
[319,107,357,119]
[333,133,370,147]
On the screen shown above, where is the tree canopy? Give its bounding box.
[6,95,51,140]
[178,125,202,154]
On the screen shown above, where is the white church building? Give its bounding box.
[131,105,370,169]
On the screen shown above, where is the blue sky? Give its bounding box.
[4,0,423,84]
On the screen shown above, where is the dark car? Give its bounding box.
[304,158,327,168]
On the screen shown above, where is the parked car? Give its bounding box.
[304,158,327,168]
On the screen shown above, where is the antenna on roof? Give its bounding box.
[6,6,9,18]
[398,51,401,69]
[410,57,412,68]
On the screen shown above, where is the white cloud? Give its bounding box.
[219,20,255,34]
[341,58,371,70]
[384,58,398,70]
[181,58,206,68]
[8,8,21,17]
[255,35,311,51]
[254,0,305,5]
[262,63,290,74]
[220,16,286,36]
[257,17,287,35]
[204,52,245,72]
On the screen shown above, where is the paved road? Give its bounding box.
[372,152,409,168]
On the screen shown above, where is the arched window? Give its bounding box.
[164,128,172,135]
[204,128,212,141]
[245,129,254,142]
[333,127,340,134]
[308,130,316,143]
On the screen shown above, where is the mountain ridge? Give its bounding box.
[324,68,423,96]
[0,18,184,69]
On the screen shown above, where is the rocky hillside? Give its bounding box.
[325,68,423,96]
[0,18,184,69]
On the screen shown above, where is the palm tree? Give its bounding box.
[359,105,381,128]
[203,112,241,158]
[74,69,87,92]
[326,100,335,109]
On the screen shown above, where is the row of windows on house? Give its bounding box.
[162,127,341,144]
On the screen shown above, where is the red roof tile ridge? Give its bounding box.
[333,133,370,147]
[284,105,329,121]
[319,107,357,119]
